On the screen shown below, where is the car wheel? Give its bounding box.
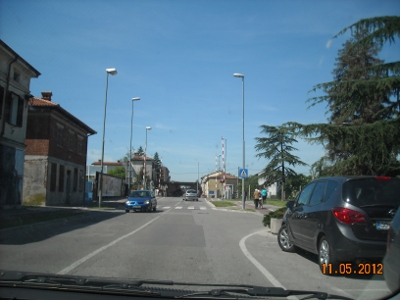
[148,204,152,212]
[277,225,295,252]
[153,206,156,212]
[125,209,130,213]
[318,236,338,274]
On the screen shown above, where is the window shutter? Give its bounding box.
[17,97,24,127]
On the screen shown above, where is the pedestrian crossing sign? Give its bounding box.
[239,168,248,178]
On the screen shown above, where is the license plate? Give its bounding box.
[376,221,390,230]
[133,206,141,209]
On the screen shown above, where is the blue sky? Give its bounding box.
[1,0,399,181]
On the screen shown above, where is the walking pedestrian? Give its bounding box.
[259,189,263,209]
[253,189,260,209]
[261,188,267,206]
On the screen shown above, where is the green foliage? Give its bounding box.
[284,174,312,199]
[137,146,145,156]
[121,150,136,162]
[108,167,126,179]
[288,16,400,177]
[262,207,287,227]
[255,125,308,186]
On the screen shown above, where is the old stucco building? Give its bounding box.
[0,40,41,207]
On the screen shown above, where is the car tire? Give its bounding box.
[318,236,338,274]
[153,206,156,212]
[277,225,295,252]
[125,209,129,213]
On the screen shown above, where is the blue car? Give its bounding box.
[125,190,157,213]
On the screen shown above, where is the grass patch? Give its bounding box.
[266,200,289,208]
[0,211,86,230]
[227,198,288,208]
[212,201,237,207]
[85,206,115,210]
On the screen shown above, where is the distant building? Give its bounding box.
[201,171,238,198]
[0,40,41,207]
[23,91,96,206]
[257,171,280,198]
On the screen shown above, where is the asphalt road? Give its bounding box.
[0,197,392,300]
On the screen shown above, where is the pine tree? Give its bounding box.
[288,16,400,176]
[137,146,145,156]
[255,125,308,194]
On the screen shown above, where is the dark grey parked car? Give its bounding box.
[277,176,400,274]
[383,205,400,294]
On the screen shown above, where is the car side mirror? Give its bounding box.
[286,200,294,210]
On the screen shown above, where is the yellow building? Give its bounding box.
[201,171,238,199]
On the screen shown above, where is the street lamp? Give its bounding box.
[233,72,245,209]
[143,126,152,189]
[128,97,140,194]
[99,68,117,208]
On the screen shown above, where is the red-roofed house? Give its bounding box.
[23,91,96,205]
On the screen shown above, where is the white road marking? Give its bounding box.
[57,213,164,275]
[239,230,298,300]
[175,207,183,209]
[188,206,194,210]
[161,206,171,209]
[200,207,207,210]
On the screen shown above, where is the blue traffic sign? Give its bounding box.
[238,168,248,178]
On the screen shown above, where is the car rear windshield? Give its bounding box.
[187,190,196,193]
[342,178,400,208]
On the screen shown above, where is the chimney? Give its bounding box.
[41,91,53,101]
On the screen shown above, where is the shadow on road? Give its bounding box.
[0,208,124,246]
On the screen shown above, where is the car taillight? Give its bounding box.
[332,207,366,225]
[375,176,391,180]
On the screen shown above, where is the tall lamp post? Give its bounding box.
[99,68,117,208]
[233,73,245,209]
[128,97,140,194]
[142,126,152,189]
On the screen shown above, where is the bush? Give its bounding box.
[262,207,287,227]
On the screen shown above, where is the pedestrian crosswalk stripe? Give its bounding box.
[158,206,207,210]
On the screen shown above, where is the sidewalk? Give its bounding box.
[206,198,280,215]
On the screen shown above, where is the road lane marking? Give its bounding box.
[176,207,183,209]
[239,230,298,300]
[57,213,164,275]
[200,207,207,210]
[161,206,171,209]
[188,206,194,210]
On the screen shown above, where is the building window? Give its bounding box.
[79,169,84,192]
[0,86,4,119]
[73,168,78,192]
[13,71,20,82]
[69,131,74,151]
[50,163,57,192]
[77,136,83,154]
[6,93,24,127]
[56,125,63,147]
[58,165,65,192]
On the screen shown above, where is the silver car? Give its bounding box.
[183,189,198,201]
